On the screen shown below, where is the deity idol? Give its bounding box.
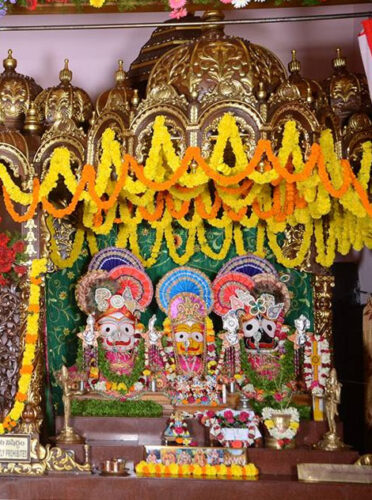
[154,267,220,406]
[212,254,291,388]
[74,247,153,399]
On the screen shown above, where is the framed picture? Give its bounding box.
[144,446,247,466]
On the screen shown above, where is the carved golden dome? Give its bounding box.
[96,60,133,116]
[146,12,286,105]
[0,49,42,130]
[323,48,364,121]
[129,13,202,97]
[35,59,93,129]
[286,50,327,109]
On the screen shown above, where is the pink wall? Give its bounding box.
[0,4,369,99]
[0,4,371,296]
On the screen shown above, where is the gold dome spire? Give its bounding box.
[332,48,346,70]
[288,50,301,74]
[0,49,42,130]
[59,59,73,85]
[95,59,133,116]
[34,58,92,128]
[3,49,17,71]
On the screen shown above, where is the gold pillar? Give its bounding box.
[312,274,335,341]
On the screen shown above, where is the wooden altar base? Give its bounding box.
[53,416,359,477]
[0,473,370,500]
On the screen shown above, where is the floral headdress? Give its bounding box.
[76,247,153,320]
[212,254,290,319]
[156,267,213,325]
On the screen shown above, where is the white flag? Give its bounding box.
[359,19,372,100]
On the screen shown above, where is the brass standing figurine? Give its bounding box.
[316,368,347,451]
[56,365,84,444]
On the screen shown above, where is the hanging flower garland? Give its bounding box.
[303,334,331,396]
[1,115,371,270]
[0,258,47,434]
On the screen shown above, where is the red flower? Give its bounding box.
[0,275,8,286]
[206,410,215,419]
[0,246,15,273]
[14,265,27,276]
[12,241,25,254]
[26,0,38,9]
[0,233,10,247]
[223,410,234,420]
[273,392,285,402]
[238,411,249,423]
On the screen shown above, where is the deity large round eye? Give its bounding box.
[99,323,117,337]
[191,332,203,343]
[175,332,188,343]
[261,319,276,338]
[242,318,259,337]
[120,323,135,336]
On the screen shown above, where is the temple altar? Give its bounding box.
[0,5,371,498]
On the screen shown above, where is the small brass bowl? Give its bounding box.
[101,458,127,476]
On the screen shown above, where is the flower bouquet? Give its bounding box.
[197,408,261,448]
[0,221,27,286]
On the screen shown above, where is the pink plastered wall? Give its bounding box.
[0,4,369,98]
[0,3,371,296]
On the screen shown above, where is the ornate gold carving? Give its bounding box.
[324,48,362,121]
[201,114,257,160]
[35,59,92,128]
[0,438,91,475]
[280,225,312,272]
[0,285,22,419]
[135,117,186,164]
[0,50,42,130]
[313,274,335,340]
[96,60,132,116]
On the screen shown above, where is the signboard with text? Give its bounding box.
[0,434,31,463]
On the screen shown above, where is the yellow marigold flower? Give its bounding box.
[90,0,105,7]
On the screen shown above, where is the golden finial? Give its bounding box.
[24,102,41,134]
[59,59,72,85]
[3,49,17,71]
[131,89,139,108]
[288,49,301,74]
[332,48,346,70]
[306,87,313,105]
[115,59,126,84]
[257,81,267,101]
[89,111,96,127]
[201,10,224,33]
[190,83,198,101]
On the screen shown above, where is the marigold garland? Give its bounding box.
[1,114,371,271]
[0,258,47,434]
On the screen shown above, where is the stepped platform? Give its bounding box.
[54,416,359,476]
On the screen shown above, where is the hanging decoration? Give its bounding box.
[0,114,371,270]
[303,334,331,397]
[0,258,47,434]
